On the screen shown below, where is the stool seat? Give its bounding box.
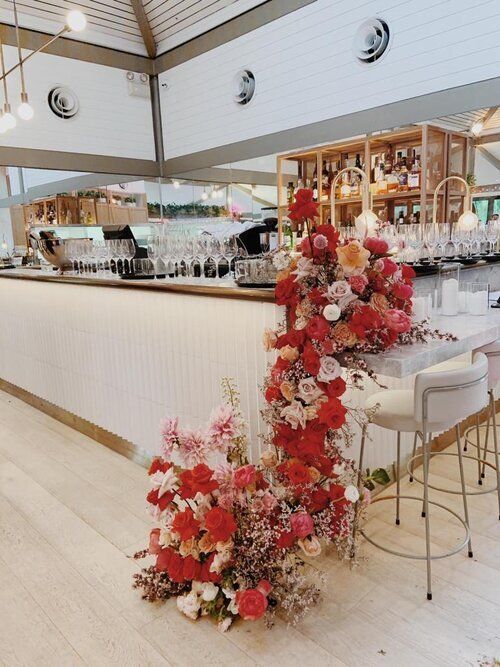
[366,389,456,433]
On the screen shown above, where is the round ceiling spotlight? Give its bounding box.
[233,69,255,106]
[353,18,391,65]
[47,86,80,120]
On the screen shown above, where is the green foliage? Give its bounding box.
[364,467,391,491]
[147,201,229,218]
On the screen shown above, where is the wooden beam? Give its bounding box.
[130,0,156,59]
[475,132,500,145]
[477,146,500,172]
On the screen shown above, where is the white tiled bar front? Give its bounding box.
[0,269,499,470]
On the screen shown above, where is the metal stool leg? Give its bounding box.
[480,412,491,480]
[409,431,418,483]
[351,425,367,557]
[490,390,500,521]
[422,428,432,600]
[421,431,432,518]
[476,414,483,485]
[396,431,401,525]
[455,425,473,558]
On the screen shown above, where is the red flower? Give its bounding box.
[349,273,369,294]
[290,512,314,538]
[348,305,383,338]
[285,460,312,486]
[273,422,297,450]
[311,454,333,477]
[384,308,412,334]
[380,257,398,277]
[364,236,389,254]
[275,275,299,306]
[204,507,237,543]
[304,486,330,513]
[401,263,415,283]
[179,464,219,499]
[323,377,346,398]
[200,553,222,583]
[306,315,330,342]
[233,464,257,488]
[236,588,268,621]
[288,188,319,222]
[392,281,413,300]
[318,397,347,430]
[167,551,185,583]
[329,483,347,503]
[172,508,200,542]
[277,530,295,548]
[308,287,328,306]
[149,528,162,555]
[276,328,306,349]
[156,547,174,572]
[182,555,202,581]
[146,487,174,511]
[148,457,171,476]
[265,385,282,403]
[302,341,321,375]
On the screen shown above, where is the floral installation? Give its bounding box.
[134,189,455,631]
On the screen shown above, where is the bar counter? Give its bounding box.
[0,268,498,470]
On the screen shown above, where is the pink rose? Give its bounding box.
[261,491,278,512]
[313,234,328,250]
[392,281,413,300]
[349,273,368,294]
[380,257,398,277]
[149,528,162,555]
[290,512,314,538]
[233,464,257,488]
[384,308,412,333]
[364,236,389,254]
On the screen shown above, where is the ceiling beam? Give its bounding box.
[476,146,500,172]
[475,132,500,145]
[130,0,156,59]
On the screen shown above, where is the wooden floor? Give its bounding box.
[0,389,499,667]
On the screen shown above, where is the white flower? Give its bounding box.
[344,485,360,503]
[157,467,178,498]
[297,377,324,404]
[292,256,315,281]
[298,535,322,558]
[332,463,345,476]
[327,280,352,302]
[222,588,239,614]
[201,582,219,602]
[218,617,233,633]
[193,492,212,521]
[176,591,201,620]
[294,316,308,330]
[280,401,308,430]
[158,527,174,547]
[273,250,290,270]
[317,356,342,383]
[323,303,341,322]
[210,550,232,574]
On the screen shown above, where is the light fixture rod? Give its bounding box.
[432,176,470,225]
[0,38,9,104]
[0,26,70,83]
[330,166,371,226]
[12,0,26,95]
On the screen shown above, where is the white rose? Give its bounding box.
[297,377,324,404]
[317,356,342,383]
[201,582,219,602]
[292,256,315,280]
[327,280,352,302]
[323,304,341,322]
[344,485,360,503]
[280,401,308,430]
[177,591,201,620]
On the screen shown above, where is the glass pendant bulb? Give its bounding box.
[18,101,34,120]
[0,114,7,134]
[66,10,87,32]
[2,107,16,130]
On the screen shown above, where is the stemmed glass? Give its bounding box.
[194,236,209,281]
[147,235,161,279]
[437,223,451,258]
[486,221,498,255]
[123,239,135,274]
[222,237,239,280]
[209,237,224,280]
[183,237,196,279]
[424,224,439,264]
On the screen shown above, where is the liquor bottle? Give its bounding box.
[385,145,394,173]
[372,156,381,184]
[312,164,318,201]
[287,181,295,204]
[408,152,421,190]
[326,161,334,197]
[387,165,399,192]
[283,222,294,250]
[321,161,329,189]
[340,172,351,198]
[350,170,360,197]
[397,210,405,225]
[377,160,388,194]
[398,157,409,191]
[355,153,362,170]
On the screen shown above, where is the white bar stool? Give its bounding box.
[358,353,488,600]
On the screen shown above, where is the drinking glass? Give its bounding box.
[209,237,224,280]
[437,223,451,258]
[123,239,135,274]
[147,235,161,279]
[467,282,489,316]
[486,221,498,255]
[194,236,209,280]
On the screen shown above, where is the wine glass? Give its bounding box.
[209,237,224,280]
[486,221,498,255]
[222,236,239,280]
[123,239,135,274]
[147,235,161,279]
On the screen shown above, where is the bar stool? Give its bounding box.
[358,353,488,600]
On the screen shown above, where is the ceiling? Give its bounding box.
[429,107,500,135]
[0,0,267,57]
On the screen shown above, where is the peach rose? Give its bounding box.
[198,532,216,554]
[308,467,321,483]
[276,268,292,282]
[370,292,389,313]
[179,536,200,559]
[279,345,299,363]
[332,322,357,347]
[280,380,296,402]
[261,450,278,468]
[298,535,322,558]
[262,328,277,351]
[336,241,370,276]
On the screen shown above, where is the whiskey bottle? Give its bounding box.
[408,152,421,190]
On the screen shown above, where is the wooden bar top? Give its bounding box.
[0,269,276,303]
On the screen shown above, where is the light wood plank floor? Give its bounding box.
[0,388,499,666]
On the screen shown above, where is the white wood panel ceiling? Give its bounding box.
[430,108,500,134]
[0,0,267,57]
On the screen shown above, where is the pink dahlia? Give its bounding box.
[159,417,179,458]
[207,405,239,452]
[179,428,209,466]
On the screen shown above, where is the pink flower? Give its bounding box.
[349,273,368,294]
[364,236,389,255]
[233,464,257,489]
[261,491,278,512]
[218,490,236,510]
[213,462,235,492]
[160,417,179,458]
[290,512,314,539]
[207,405,239,452]
[149,528,162,554]
[384,309,412,333]
[392,281,413,300]
[313,234,328,250]
[179,429,209,466]
[380,257,398,277]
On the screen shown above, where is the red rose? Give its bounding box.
[401,263,415,283]
[380,257,398,277]
[149,528,162,555]
[329,483,347,502]
[302,341,321,375]
[288,188,319,222]
[392,281,413,300]
[306,315,330,342]
[384,308,412,334]
[318,397,347,430]
[273,422,297,450]
[308,287,328,306]
[148,457,171,476]
[179,464,218,498]
[182,555,202,581]
[290,512,314,538]
[379,328,398,347]
[167,551,185,583]
[364,236,389,254]
[305,486,330,513]
[265,385,282,403]
[288,328,306,347]
[146,487,174,511]
[204,507,237,543]
[286,460,312,486]
[200,553,222,583]
[172,508,200,542]
[324,377,346,398]
[277,530,295,548]
[156,547,174,572]
[233,464,257,489]
[236,588,268,621]
[275,275,299,306]
[311,454,334,477]
[349,273,369,294]
[303,419,328,443]
[348,305,383,338]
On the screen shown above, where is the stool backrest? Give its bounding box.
[414,352,488,427]
[474,339,500,387]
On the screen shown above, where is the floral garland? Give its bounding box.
[133,189,453,630]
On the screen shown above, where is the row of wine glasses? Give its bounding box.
[66,239,135,275]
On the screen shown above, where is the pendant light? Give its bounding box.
[13,0,34,121]
[331,166,378,236]
[432,176,478,230]
[0,38,16,131]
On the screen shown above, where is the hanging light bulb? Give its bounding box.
[2,105,16,130]
[172,180,180,189]
[211,188,218,199]
[66,10,87,32]
[0,112,7,133]
[17,93,34,120]
[457,209,479,231]
[201,189,208,201]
